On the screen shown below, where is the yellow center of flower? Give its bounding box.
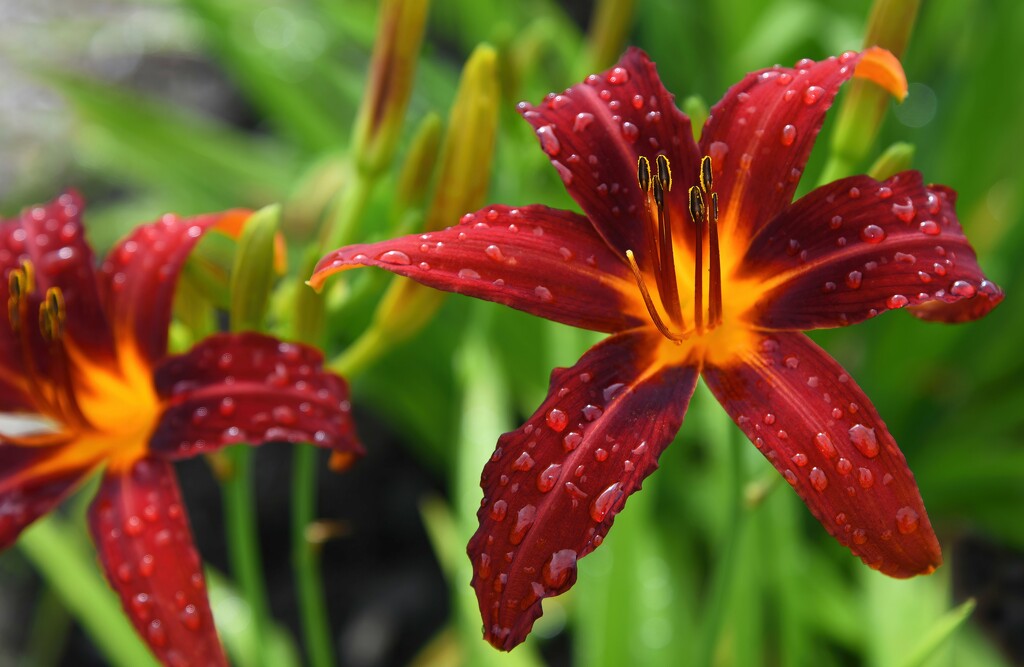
[4,261,159,472]
[625,155,759,367]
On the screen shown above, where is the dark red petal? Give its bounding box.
[151,332,363,459]
[467,329,698,650]
[518,47,701,259]
[1,192,118,384]
[98,209,251,366]
[703,331,942,577]
[0,437,89,549]
[311,205,646,333]
[742,172,1003,329]
[88,458,227,667]
[701,51,867,241]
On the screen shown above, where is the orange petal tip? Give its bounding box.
[854,46,908,102]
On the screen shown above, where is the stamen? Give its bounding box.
[625,250,687,343]
[708,192,723,327]
[700,155,713,193]
[688,186,705,333]
[37,286,89,429]
[652,156,682,326]
[656,154,672,192]
[637,156,661,275]
[637,156,652,193]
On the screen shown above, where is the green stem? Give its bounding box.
[17,515,159,667]
[327,323,388,378]
[693,418,748,666]
[291,445,334,667]
[222,445,272,667]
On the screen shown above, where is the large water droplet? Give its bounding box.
[378,250,411,265]
[919,220,940,235]
[891,199,916,222]
[621,122,639,142]
[814,432,837,458]
[536,125,561,156]
[780,124,797,146]
[791,452,808,467]
[803,85,825,104]
[489,499,508,521]
[542,549,578,588]
[537,464,562,492]
[860,224,886,244]
[590,483,622,522]
[512,452,535,472]
[849,424,879,457]
[836,457,853,475]
[607,66,630,84]
[509,505,536,545]
[546,408,568,432]
[573,112,594,133]
[845,270,863,289]
[563,432,583,451]
[950,280,976,298]
[458,268,481,280]
[886,294,909,309]
[895,506,920,534]
[809,467,829,491]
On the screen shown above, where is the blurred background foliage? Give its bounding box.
[1,0,1022,665]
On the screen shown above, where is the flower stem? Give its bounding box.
[222,445,273,667]
[693,411,748,666]
[18,515,159,667]
[291,445,334,667]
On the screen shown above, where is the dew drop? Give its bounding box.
[860,224,886,243]
[886,294,909,309]
[891,199,916,222]
[147,620,167,648]
[582,404,603,421]
[895,506,920,534]
[512,452,535,471]
[378,250,411,265]
[849,424,879,457]
[607,66,630,84]
[542,549,578,588]
[621,122,639,142]
[780,124,797,146]
[830,215,843,229]
[809,467,829,491]
[458,268,481,280]
[536,125,561,156]
[852,528,868,545]
[919,220,940,235]
[836,457,853,475]
[792,452,808,467]
[509,505,536,545]
[763,413,776,425]
[950,280,976,298]
[590,483,622,522]
[573,112,594,133]
[845,270,863,289]
[182,604,201,631]
[563,432,583,451]
[814,432,837,458]
[546,408,568,432]
[534,285,554,302]
[537,464,562,492]
[803,85,825,104]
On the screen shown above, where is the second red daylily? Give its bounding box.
[311,48,1003,649]
[1,193,362,665]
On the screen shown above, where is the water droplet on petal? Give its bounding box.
[780,124,797,146]
[892,199,916,222]
[546,408,568,432]
[814,432,837,458]
[458,268,481,280]
[536,125,561,156]
[490,500,508,521]
[849,424,879,457]
[542,549,578,588]
[860,224,886,243]
[510,505,536,545]
[919,220,940,235]
[537,464,562,492]
[950,280,976,298]
[621,122,639,142]
[573,112,595,133]
[836,457,853,475]
[803,85,825,104]
[886,294,909,309]
[792,452,808,467]
[534,285,554,302]
[378,250,410,265]
[845,270,863,289]
[513,452,535,471]
[896,506,920,534]
[607,66,630,84]
[590,483,622,522]
[809,467,828,491]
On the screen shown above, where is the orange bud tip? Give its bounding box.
[329,451,357,472]
[854,46,908,102]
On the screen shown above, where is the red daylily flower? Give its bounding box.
[310,48,1003,649]
[1,193,362,666]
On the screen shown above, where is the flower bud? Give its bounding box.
[229,204,281,332]
[351,0,431,177]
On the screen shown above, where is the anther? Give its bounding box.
[700,155,713,193]
[652,176,664,210]
[45,287,66,338]
[656,154,672,192]
[688,186,705,223]
[637,156,652,193]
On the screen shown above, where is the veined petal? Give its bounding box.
[0,436,89,549]
[742,172,1003,329]
[98,209,251,366]
[468,329,699,650]
[518,47,701,259]
[88,458,227,666]
[703,331,941,577]
[312,205,646,333]
[1,192,117,390]
[702,50,889,242]
[151,332,362,458]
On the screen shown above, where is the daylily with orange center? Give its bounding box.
[1,192,362,666]
[310,48,1003,649]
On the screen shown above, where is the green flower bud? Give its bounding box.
[229,204,281,332]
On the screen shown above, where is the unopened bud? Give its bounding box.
[351,0,431,177]
[867,141,915,180]
[229,205,281,332]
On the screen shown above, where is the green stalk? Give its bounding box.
[222,445,273,667]
[18,515,159,667]
[290,445,334,667]
[693,412,748,666]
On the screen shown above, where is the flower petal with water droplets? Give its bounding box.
[701,50,887,242]
[468,329,698,650]
[517,47,701,259]
[1,192,118,388]
[88,458,227,667]
[703,331,942,577]
[0,436,90,549]
[98,209,252,366]
[150,332,362,459]
[311,205,646,333]
[742,172,1003,329]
